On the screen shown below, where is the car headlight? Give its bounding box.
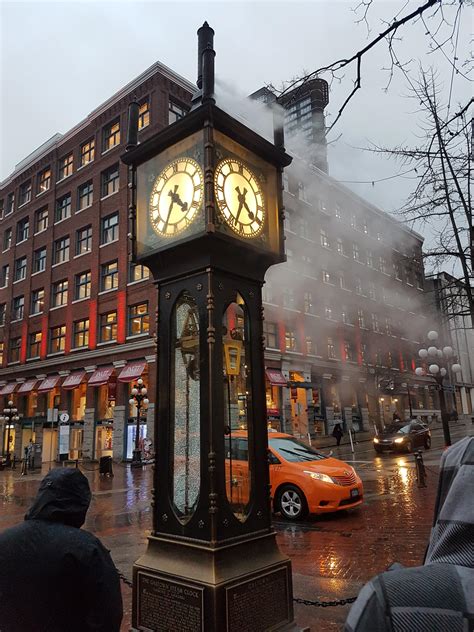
[373,437,379,444]
[304,470,334,484]
[394,437,405,444]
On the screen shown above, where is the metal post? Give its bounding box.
[407,382,413,419]
[438,377,452,447]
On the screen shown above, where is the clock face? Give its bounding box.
[214,158,265,238]
[149,157,203,237]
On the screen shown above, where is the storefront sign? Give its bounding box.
[0,383,17,395]
[59,424,70,456]
[88,366,114,387]
[38,376,61,393]
[265,370,287,386]
[18,379,38,394]
[62,371,86,390]
[117,361,146,383]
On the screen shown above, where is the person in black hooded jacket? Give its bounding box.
[0,468,123,632]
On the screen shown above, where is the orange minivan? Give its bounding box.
[225,432,363,521]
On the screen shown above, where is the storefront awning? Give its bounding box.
[0,382,17,396]
[62,371,86,390]
[88,366,114,387]
[18,379,38,394]
[38,376,61,393]
[118,361,146,383]
[265,370,288,386]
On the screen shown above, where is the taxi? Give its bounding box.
[226,432,363,521]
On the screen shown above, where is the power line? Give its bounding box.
[337,168,415,185]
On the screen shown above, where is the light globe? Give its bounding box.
[129,398,135,405]
[137,378,144,386]
[428,346,438,357]
[440,368,447,377]
[443,346,454,357]
[427,330,438,341]
[418,349,428,359]
[415,367,425,376]
[451,363,462,374]
[429,364,440,374]
[131,387,138,396]
[143,398,150,405]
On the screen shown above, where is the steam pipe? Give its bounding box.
[197,22,214,90]
[202,45,216,104]
[126,98,140,150]
[273,107,285,150]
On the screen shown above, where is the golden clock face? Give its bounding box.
[149,157,203,237]
[214,158,265,238]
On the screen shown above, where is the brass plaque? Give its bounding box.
[226,568,290,631]
[137,572,204,632]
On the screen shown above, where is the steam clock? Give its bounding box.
[122,23,302,631]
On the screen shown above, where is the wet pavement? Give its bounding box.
[0,423,471,631]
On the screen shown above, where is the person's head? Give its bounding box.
[25,468,92,528]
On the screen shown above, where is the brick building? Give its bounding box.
[0,63,443,463]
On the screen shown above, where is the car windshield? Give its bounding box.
[385,423,410,434]
[269,437,327,463]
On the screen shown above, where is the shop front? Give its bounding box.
[0,382,17,458]
[62,371,87,459]
[88,366,115,460]
[118,361,148,461]
[265,369,287,431]
[287,372,315,439]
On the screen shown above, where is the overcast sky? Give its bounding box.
[0,1,470,219]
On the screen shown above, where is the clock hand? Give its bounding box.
[168,185,188,214]
[235,186,248,223]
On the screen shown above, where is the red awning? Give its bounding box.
[62,372,86,390]
[265,369,288,387]
[0,383,17,396]
[38,376,61,393]
[88,366,114,387]
[117,361,146,383]
[18,379,38,394]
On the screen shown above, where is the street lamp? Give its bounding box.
[0,400,20,466]
[129,378,149,466]
[416,330,461,446]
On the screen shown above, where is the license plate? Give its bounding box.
[350,489,359,498]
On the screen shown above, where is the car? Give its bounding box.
[373,421,431,454]
[225,432,363,521]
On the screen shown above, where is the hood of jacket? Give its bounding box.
[25,468,92,528]
[425,436,474,567]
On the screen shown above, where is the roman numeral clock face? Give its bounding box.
[214,158,265,238]
[149,158,203,237]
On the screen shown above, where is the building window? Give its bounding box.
[263,321,278,349]
[375,349,383,366]
[285,329,297,351]
[362,219,369,234]
[405,267,413,285]
[339,274,348,290]
[305,336,315,355]
[58,153,73,180]
[99,311,118,343]
[73,319,89,348]
[1,265,10,288]
[372,313,380,333]
[352,243,360,261]
[128,262,149,283]
[336,238,344,255]
[16,217,29,243]
[100,260,118,291]
[297,182,307,201]
[52,280,68,307]
[357,309,365,328]
[0,303,6,326]
[78,181,93,210]
[0,199,3,220]
[101,164,119,197]
[101,212,119,244]
[262,282,274,304]
[34,207,48,233]
[3,227,12,250]
[28,332,42,358]
[31,288,45,314]
[169,100,187,124]
[368,282,376,300]
[9,337,21,363]
[138,99,150,130]
[80,138,95,166]
[14,256,27,281]
[380,256,387,274]
[19,181,32,206]
[303,291,315,314]
[53,236,70,265]
[38,167,51,194]
[74,271,91,300]
[12,295,24,320]
[282,287,295,309]
[350,213,356,229]
[33,247,47,273]
[55,193,71,223]
[385,317,392,335]
[344,341,354,361]
[366,250,373,268]
[103,119,120,151]
[416,271,423,289]
[335,203,342,219]
[327,337,336,359]
[6,192,14,215]
[0,341,3,364]
[325,304,333,320]
[76,226,92,255]
[322,270,331,284]
[128,302,149,336]
[394,261,402,280]
[341,305,351,324]
[50,325,66,353]
[320,229,330,248]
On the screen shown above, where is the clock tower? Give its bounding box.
[122,23,303,632]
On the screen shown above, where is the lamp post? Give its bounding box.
[0,401,20,467]
[129,378,149,467]
[415,330,462,447]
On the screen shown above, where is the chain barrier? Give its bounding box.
[118,572,356,607]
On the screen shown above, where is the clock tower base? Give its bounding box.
[131,531,308,632]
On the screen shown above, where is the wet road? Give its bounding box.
[0,423,471,631]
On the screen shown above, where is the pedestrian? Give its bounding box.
[392,411,401,423]
[344,436,474,632]
[332,423,343,446]
[27,438,35,469]
[0,468,123,632]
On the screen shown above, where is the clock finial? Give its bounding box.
[197,21,214,90]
